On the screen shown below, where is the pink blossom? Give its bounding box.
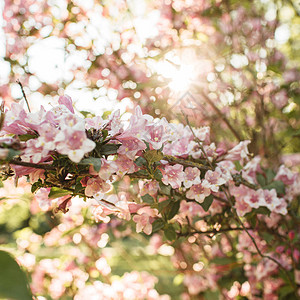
[244,189,265,209]
[94,193,131,220]
[183,167,201,188]
[55,128,95,163]
[183,274,210,295]
[35,188,52,211]
[139,180,159,197]
[261,189,281,212]
[85,116,105,130]
[186,183,211,203]
[179,200,208,218]
[58,95,75,114]
[114,155,138,175]
[274,165,297,185]
[161,164,184,189]
[188,141,203,159]
[225,140,251,163]
[2,102,32,135]
[202,167,227,192]
[118,107,150,141]
[243,156,262,182]
[231,185,253,217]
[132,207,158,235]
[163,137,191,157]
[117,137,146,160]
[96,159,118,181]
[144,119,169,150]
[21,138,52,164]
[92,205,111,223]
[85,177,112,197]
[194,126,210,144]
[29,169,45,183]
[105,109,124,136]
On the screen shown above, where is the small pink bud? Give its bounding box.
[276,246,285,254]
[293,249,300,262]
[288,231,295,240]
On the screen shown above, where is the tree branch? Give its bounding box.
[7,159,56,171]
[16,80,31,113]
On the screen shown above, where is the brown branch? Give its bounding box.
[182,112,214,170]
[181,110,298,298]
[163,154,211,170]
[16,80,31,113]
[226,194,299,297]
[8,159,56,171]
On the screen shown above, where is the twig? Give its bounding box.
[181,110,298,297]
[16,80,31,113]
[163,154,211,170]
[182,112,214,170]
[8,159,56,171]
[226,194,298,296]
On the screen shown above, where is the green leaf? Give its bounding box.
[48,187,70,199]
[200,194,214,212]
[164,225,176,241]
[131,170,149,177]
[167,201,180,220]
[18,134,37,141]
[80,110,94,118]
[264,180,285,195]
[100,143,120,155]
[144,150,164,164]
[265,169,276,184]
[152,219,165,232]
[31,180,43,193]
[153,169,163,181]
[158,199,171,213]
[279,285,295,298]
[6,149,21,160]
[256,173,266,186]
[204,291,220,300]
[141,194,154,204]
[159,182,171,195]
[79,157,102,172]
[261,232,274,243]
[0,250,32,300]
[247,214,257,228]
[134,157,147,167]
[101,129,108,141]
[253,206,271,216]
[74,181,84,194]
[234,161,243,171]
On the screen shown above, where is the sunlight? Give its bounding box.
[168,64,194,92]
[154,59,195,92]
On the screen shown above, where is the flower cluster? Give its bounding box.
[2,96,95,163]
[0,89,299,299]
[1,96,298,237]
